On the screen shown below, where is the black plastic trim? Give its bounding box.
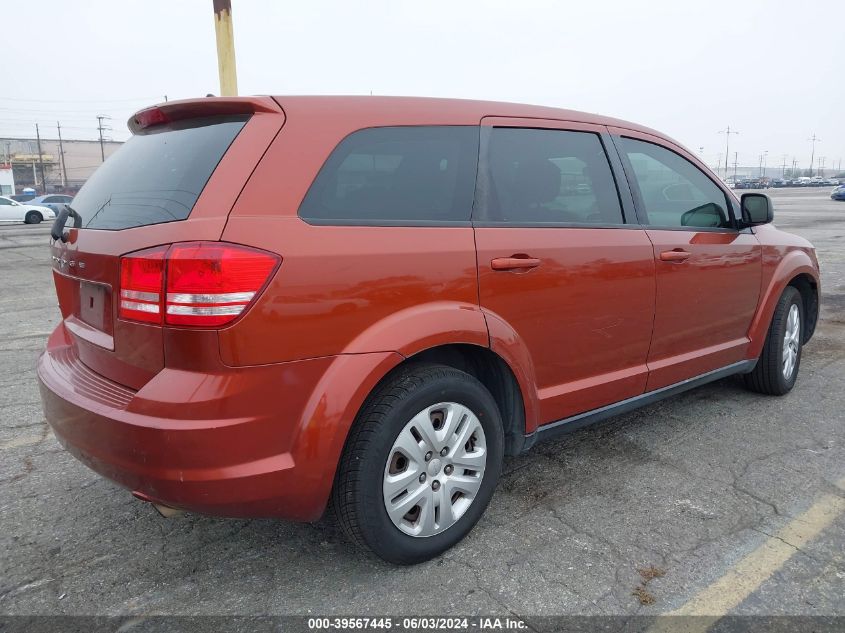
[521,360,757,452]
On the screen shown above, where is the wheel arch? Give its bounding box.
[787,273,819,343]
[404,344,528,456]
[747,252,819,359]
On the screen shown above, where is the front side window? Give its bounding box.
[0,197,12,206]
[299,126,479,224]
[479,127,624,225]
[619,137,732,229]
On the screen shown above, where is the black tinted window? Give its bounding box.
[299,126,479,224]
[480,128,624,225]
[619,137,731,228]
[72,116,247,230]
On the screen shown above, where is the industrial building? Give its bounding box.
[0,137,123,195]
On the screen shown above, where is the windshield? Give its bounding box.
[71,115,247,230]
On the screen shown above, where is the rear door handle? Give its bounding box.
[659,249,691,262]
[490,256,541,271]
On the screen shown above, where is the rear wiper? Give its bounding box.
[51,204,82,243]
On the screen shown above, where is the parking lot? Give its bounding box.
[1,187,843,619]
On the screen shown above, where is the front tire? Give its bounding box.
[24,211,43,224]
[332,363,504,565]
[744,286,804,395]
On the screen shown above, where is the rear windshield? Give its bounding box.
[71,115,247,230]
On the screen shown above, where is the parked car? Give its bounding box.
[831,185,845,201]
[38,96,821,564]
[27,194,74,213]
[771,178,788,188]
[0,195,56,224]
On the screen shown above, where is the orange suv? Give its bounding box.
[38,96,820,564]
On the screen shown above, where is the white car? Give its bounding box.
[0,196,57,224]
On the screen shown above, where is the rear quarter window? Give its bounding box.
[71,115,247,230]
[298,126,479,225]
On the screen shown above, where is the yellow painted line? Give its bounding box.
[649,478,845,632]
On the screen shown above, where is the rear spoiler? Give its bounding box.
[128,96,283,134]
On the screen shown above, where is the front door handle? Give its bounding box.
[490,256,541,271]
[659,249,691,262]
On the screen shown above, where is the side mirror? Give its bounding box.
[740,193,773,226]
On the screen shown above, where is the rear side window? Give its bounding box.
[298,126,479,224]
[478,127,624,225]
[619,137,732,229]
[71,116,247,230]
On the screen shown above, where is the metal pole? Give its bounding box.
[35,124,46,193]
[734,152,738,179]
[808,134,820,177]
[57,121,67,188]
[213,0,238,96]
[97,116,106,162]
[719,126,738,179]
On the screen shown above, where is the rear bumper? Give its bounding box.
[37,324,398,521]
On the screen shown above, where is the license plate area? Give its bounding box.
[79,281,113,334]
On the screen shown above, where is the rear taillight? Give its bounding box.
[119,246,166,324]
[118,242,280,328]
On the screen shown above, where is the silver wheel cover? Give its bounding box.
[782,303,800,380]
[382,402,487,537]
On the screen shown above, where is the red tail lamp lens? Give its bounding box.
[118,246,167,324]
[118,242,279,327]
[164,242,280,327]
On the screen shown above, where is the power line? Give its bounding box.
[0,95,162,104]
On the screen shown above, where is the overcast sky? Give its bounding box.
[2,0,842,173]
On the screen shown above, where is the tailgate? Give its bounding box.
[50,97,285,389]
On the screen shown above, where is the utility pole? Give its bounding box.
[818,157,826,178]
[35,124,46,193]
[733,152,738,179]
[56,121,67,188]
[781,154,788,178]
[808,134,820,177]
[758,153,764,177]
[213,0,238,96]
[762,150,768,177]
[719,126,739,178]
[96,115,111,162]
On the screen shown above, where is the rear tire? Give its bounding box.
[332,363,504,565]
[24,211,43,224]
[744,286,804,395]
